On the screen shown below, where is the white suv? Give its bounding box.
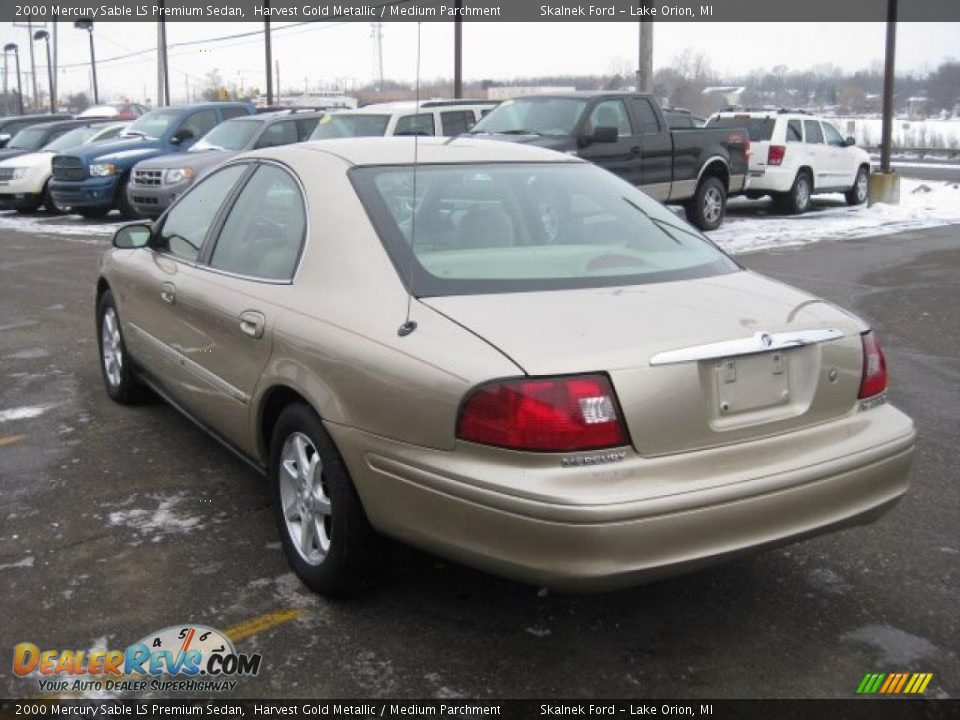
[310,100,499,140]
[706,110,870,214]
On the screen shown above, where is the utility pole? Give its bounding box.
[275,59,280,102]
[159,1,170,107]
[370,23,384,91]
[453,1,462,97]
[51,22,57,107]
[871,0,900,205]
[636,17,653,93]
[27,21,38,110]
[264,0,273,105]
[75,20,98,104]
[156,22,164,106]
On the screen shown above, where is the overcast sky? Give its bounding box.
[0,21,956,104]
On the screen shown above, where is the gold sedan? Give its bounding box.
[96,137,915,595]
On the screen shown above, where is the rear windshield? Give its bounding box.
[471,97,587,137]
[8,127,52,150]
[706,115,775,141]
[310,114,390,139]
[44,125,103,152]
[350,162,738,297]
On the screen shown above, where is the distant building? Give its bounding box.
[485,86,577,100]
[702,86,746,108]
[907,96,929,120]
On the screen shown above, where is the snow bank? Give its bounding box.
[711,177,960,255]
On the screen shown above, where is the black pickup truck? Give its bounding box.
[469,92,749,230]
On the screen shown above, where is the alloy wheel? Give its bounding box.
[279,432,332,566]
[101,307,123,389]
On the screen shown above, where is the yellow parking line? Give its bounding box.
[224,608,305,643]
[0,434,26,447]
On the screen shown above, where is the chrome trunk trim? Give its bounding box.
[649,328,844,366]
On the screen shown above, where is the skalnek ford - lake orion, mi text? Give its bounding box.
[541,4,713,16]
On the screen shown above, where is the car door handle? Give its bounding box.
[160,282,176,305]
[630,146,642,156]
[239,310,265,339]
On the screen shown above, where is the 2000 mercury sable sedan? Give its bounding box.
[96,137,915,595]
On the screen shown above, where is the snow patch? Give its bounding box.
[0,211,119,240]
[842,624,942,665]
[0,556,35,571]
[107,493,202,536]
[0,405,50,422]
[713,178,960,255]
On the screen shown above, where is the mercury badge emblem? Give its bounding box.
[761,333,774,348]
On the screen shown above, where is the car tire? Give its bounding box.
[42,181,63,215]
[96,290,152,404]
[845,166,869,206]
[269,403,382,596]
[117,176,144,221]
[685,175,727,231]
[79,207,110,220]
[778,170,813,214]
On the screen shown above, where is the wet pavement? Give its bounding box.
[0,220,957,699]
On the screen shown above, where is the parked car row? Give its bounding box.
[0,98,872,228]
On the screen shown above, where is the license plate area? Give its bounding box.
[713,350,790,415]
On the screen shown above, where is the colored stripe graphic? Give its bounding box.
[857,672,933,694]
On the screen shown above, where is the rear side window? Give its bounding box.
[394,114,435,136]
[158,164,248,262]
[706,116,775,141]
[630,98,660,134]
[804,120,824,144]
[786,120,803,142]
[587,100,633,137]
[209,164,306,281]
[440,110,475,136]
[295,117,320,140]
[664,111,693,129]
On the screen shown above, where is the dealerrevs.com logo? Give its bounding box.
[13,624,262,693]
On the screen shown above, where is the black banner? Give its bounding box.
[0,699,956,720]
[2,0,959,23]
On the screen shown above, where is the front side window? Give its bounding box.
[310,114,390,139]
[351,163,738,297]
[43,126,102,152]
[179,110,219,141]
[471,97,587,137]
[394,114,435,136]
[209,165,306,280]
[822,122,845,147]
[587,100,633,137]
[295,117,321,140]
[222,106,250,120]
[804,120,824,144]
[157,164,248,262]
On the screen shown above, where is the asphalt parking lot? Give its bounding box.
[0,218,957,699]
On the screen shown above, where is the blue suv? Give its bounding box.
[49,102,254,219]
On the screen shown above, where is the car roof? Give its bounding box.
[0,114,70,126]
[343,100,495,114]
[255,136,582,167]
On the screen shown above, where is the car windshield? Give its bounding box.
[351,162,738,296]
[470,98,588,137]
[706,116,776,141]
[122,109,180,139]
[8,127,52,150]
[43,126,104,152]
[192,119,262,151]
[310,114,390,139]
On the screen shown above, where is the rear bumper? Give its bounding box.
[745,166,796,193]
[49,176,119,211]
[330,403,915,590]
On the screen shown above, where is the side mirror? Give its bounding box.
[112,223,152,249]
[844,136,857,147]
[580,126,619,147]
[170,128,195,145]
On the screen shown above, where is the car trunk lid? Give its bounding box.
[424,270,867,456]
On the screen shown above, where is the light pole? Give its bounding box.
[453,1,462,98]
[74,20,99,104]
[4,44,24,114]
[33,29,54,113]
[264,0,273,105]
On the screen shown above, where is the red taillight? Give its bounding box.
[858,331,888,399]
[767,145,786,166]
[456,374,629,452]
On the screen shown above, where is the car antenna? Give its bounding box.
[398,22,422,338]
